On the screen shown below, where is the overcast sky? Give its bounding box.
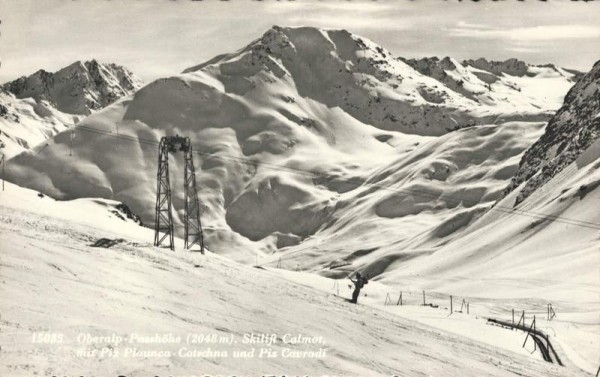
[1,0,599,83]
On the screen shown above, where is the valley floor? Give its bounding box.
[0,182,590,376]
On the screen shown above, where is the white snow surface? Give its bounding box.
[267,127,600,373]
[1,26,598,374]
[0,90,78,158]
[2,26,578,262]
[0,60,142,158]
[0,181,589,376]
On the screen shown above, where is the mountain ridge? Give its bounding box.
[0,60,142,157]
[501,59,600,205]
[1,26,583,261]
[3,59,142,116]
[183,26,579,136]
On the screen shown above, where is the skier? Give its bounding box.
[349,272,368,304]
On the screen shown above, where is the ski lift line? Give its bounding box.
[184,142,600,228]
[226,159,600,229]
[73,124,600,229]
[75,117,600,230]
[71,123,583,190]
[68,124,600,230]
[73,124,510,177]
[201,152,600,229]
[73,125,600,229]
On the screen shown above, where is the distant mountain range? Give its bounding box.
[1,26,592,265]
[2,26,599,374]
[0,60,142,157]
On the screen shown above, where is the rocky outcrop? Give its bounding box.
[3,60,142,115]
[502,60,600,205]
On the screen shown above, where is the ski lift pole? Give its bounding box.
[69,129,74,156]
[1,153,4,191]
[0,141,5,191]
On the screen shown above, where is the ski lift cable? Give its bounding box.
[60,124,600,230]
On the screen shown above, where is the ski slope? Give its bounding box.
[0,181,587,376]
[1,26,596,375]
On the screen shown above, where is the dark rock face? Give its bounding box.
[502,60,600,205]
[3,60,142,115]
[114,203,144,226]
[463,58,531,77]
[462,58,583,82]
[403,56,478,100]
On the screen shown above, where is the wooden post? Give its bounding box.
[531,315,537,351]
[522,315,536,349]
[69,130,74,156]
[512,309,515,325]
[422,290,426,306]
[450,295,453,314]
[398,292,402,306]
[467,302,469,314]
[518,310,525,327]
[1,154,4,191]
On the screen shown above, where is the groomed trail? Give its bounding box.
[0,182,589,376]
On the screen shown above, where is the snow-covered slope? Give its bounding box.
[265,121,546,274]
[369,61,600,373]
[273,60,600,371]
[0,60,142,158]
[0,26,597,375]
[502,60,600,204]
[0,88,78,158]
[0,181,583,376]
[187,27,575,136]
[405,57,580,116]
[374,136,600,373]
[1,26,579,261]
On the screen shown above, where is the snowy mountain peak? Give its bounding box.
[463,57,530,77]
[181,26,580,137]
[2,26,587,261]
[462,57,583,80]
[3,60,143,115]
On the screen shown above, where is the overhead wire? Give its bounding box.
[64,123,600,231]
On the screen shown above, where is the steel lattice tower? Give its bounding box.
[154,136,204,252]
[154,137,174,249]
